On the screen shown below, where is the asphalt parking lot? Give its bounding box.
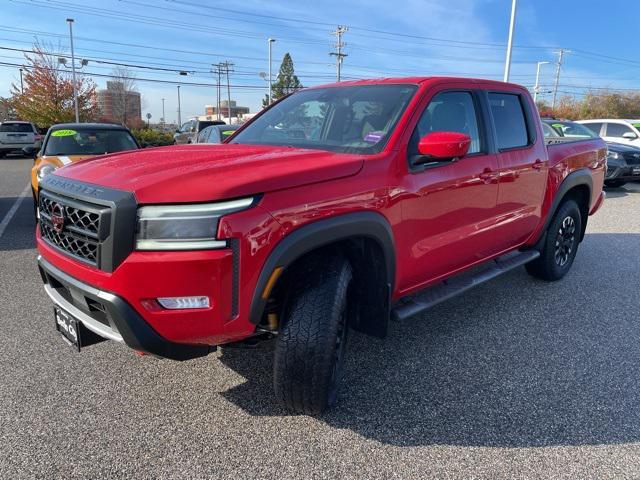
[1,155,640,479]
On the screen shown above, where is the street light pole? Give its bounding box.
[533,61,550,103]
[161,98,165,127]
[177,85,181,126]
[19,68,24,93]
[268,38,275,105]
[66,18,80,122]
[503,0,517,82]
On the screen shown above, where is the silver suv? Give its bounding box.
[173,119,226,145]
[0,121,42,157]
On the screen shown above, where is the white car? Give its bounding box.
[0,121,42,157]
[577,119,640,147]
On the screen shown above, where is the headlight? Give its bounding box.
[607,151,621,160]
[36,164,57,182]
[136,197,255,250]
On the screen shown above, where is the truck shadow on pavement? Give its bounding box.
[604,184,640,199]
[220,232,640,448]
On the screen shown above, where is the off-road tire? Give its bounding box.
[273,253,352,415]
[526,199,582,281]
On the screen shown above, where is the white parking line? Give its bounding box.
[0,184,30,240]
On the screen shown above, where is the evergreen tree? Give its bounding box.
[262,53,302,107]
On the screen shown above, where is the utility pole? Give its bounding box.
[161,98,165,128]
[552,49,571,110]
[533,61,550,103]
[19,68,24,93]
[66,18,79,122]
[503,0,517,82]
[177,85,182,126]
[330,26,348,82]
[218,61,234,124]
[268,38,276,105]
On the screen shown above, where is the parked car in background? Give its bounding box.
[543,119,599,139]
[578,119,640,147]
[544,119,640,187]
[30,123,139,207]
[195,124,239,144]
[173,119,226,144]
[35,77,605,414]
[601,143,640,187]
[0,121,42,157]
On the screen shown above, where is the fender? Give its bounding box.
[249,211,396,326]
[535,168,592,246]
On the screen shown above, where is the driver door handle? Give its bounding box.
[532,159,544,170]
[479,168,498,184]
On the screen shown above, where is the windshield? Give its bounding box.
[220,126,239,141]
[44,128,138,156]
[230,84,418,154]
[548,121,597,138]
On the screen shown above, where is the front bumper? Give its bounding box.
[606,164,640,182]
[39,255,214,360]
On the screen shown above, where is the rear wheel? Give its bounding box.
[526,199,582,281]
[273,253,352,415]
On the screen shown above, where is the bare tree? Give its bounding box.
[108,66,138,126]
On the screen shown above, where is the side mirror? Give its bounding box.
[622,131,638,140]
[22,146,38,158]
[417,132,471,161]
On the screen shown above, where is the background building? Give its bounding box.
[97,81,142,127]
[204,100,250,118]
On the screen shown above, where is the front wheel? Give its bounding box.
[526,199,582,281]
[273,253,352,415]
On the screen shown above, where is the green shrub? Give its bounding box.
[132,128,174,147]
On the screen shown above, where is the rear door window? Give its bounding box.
[489,93,529,150]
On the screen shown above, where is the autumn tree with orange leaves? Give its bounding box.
[11,44,98,128]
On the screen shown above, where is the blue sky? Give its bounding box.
[1,0,639,124]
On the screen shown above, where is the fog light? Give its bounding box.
[157,296,210,310]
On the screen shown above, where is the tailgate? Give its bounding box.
[0,123,35,144]
[0,132,34,144]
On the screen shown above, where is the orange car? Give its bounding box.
[30,123,139,203]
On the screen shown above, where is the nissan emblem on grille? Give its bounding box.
[51,203,65,234]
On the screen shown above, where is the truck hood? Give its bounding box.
[56,144,364,203]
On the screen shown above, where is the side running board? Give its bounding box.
[391,250,540,321]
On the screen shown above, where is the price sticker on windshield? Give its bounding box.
[51,129,77,137]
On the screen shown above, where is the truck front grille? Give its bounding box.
[39,191,110,267]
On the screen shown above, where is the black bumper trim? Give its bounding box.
[38,256,214,361]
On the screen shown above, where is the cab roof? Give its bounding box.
[49,122,130,131]
[308,76,524,90]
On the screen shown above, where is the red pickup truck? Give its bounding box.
[36,77,606,414]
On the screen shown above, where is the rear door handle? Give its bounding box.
[532,159,544,170]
